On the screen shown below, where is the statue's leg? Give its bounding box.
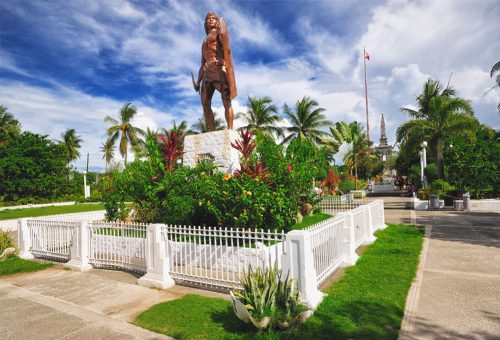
[221,90,234,130]
[201,82,216,131]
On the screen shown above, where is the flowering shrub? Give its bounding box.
[99,129,329,232]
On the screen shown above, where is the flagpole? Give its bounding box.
[363,46,370,142]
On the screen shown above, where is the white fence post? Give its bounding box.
[339,212,358,266]
[365,205,377,243]
[64,221,92,271]
[379,200,387,229]
[138,224,175,289]
[281,230,324,309]
[18,218,34,259]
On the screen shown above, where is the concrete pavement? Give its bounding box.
[0,267,228,340]
[385,198,500,339]
[2,197,499,339]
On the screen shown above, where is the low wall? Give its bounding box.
[470,200,500,211]
[412,198,499,211]
[0,202,76,211]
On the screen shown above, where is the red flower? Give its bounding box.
[287,166,293,171]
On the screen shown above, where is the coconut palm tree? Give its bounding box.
[490,60,500,112]
[0,105,21,144]
[188,115,225,134]
[238,96,284,139]
[104,102,145,164]
[282,96,332,146]
[100,140,115,169]
[59,128,82,167]
[398,90,478,178]
[329,121,370,179]
[402,79,456,119]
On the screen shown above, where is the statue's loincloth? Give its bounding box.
[203,63,230,100]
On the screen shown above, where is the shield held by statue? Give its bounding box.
[219,18,237,100]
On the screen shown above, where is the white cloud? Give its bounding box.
[0,81,176,171]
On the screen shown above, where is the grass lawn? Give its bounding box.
[0,203,106,221]
[0,256,53,276]
[290,213,333,231]
[133,224,424,339]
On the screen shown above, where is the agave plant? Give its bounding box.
[233,266,306,331]
[275,270,301,329]
[233,266,277,329]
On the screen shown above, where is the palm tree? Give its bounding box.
[0,105,21,144]
[132,127,159,159]
[59,128,82,166]
[401,79,456,119]
[188,115,225,134]
[100,140,115,169]
[282,96,332,146]
[238,96,284,139]
[329,121,370,179]
[104,102,146,164]
[490,60,500,112]
[398,85,477,178]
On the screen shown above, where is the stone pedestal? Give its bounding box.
[183,129,241,173]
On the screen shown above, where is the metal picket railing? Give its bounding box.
[306,215,346,286]
[27,219,76,260]
[318,194,368,214]
[162,225,286,290]
[87,221,147,274]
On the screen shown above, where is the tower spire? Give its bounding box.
[379,114,388,147]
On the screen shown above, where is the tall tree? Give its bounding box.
[329,121,370,179]
[238,96,283,139]
[401,79,456,119]
[490,60,500,112]
[188,115,225,134]
[104,102,145,164]
[398,80,478,178]
[59,128,82,167]
[100,140,115,169]
[0,105,21,144]
[282,96,332,146]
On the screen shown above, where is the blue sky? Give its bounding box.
[1,0,499,171]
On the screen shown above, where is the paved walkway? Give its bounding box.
[0,267,228,340]
[383,198,500,339]
[2,197,499,339]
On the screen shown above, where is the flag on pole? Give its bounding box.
[364,50,370,60]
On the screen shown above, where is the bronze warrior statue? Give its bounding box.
[192,11,237,131]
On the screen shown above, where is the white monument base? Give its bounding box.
[183,129,241,173]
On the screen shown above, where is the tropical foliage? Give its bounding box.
[490,60,500,112]
[0,106,21,144]
[104,102,146,164]
[232,266,303,330]
[59,128,82,166]
[0,132,69,202]
[282,96,332,146]
[397,79,478,179]
[189,115,225,134]
[238,96,284,138]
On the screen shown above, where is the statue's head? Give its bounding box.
[204,11,219,34]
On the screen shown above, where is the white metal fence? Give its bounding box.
[88,221,147,274]
[306,216,346,286]
[318,194,369,214]
[18,200,386,309]
[305,201,386,289]
[163,225,285,289]
[26,219,76,260]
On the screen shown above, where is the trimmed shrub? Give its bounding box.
[339,180,356,194]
